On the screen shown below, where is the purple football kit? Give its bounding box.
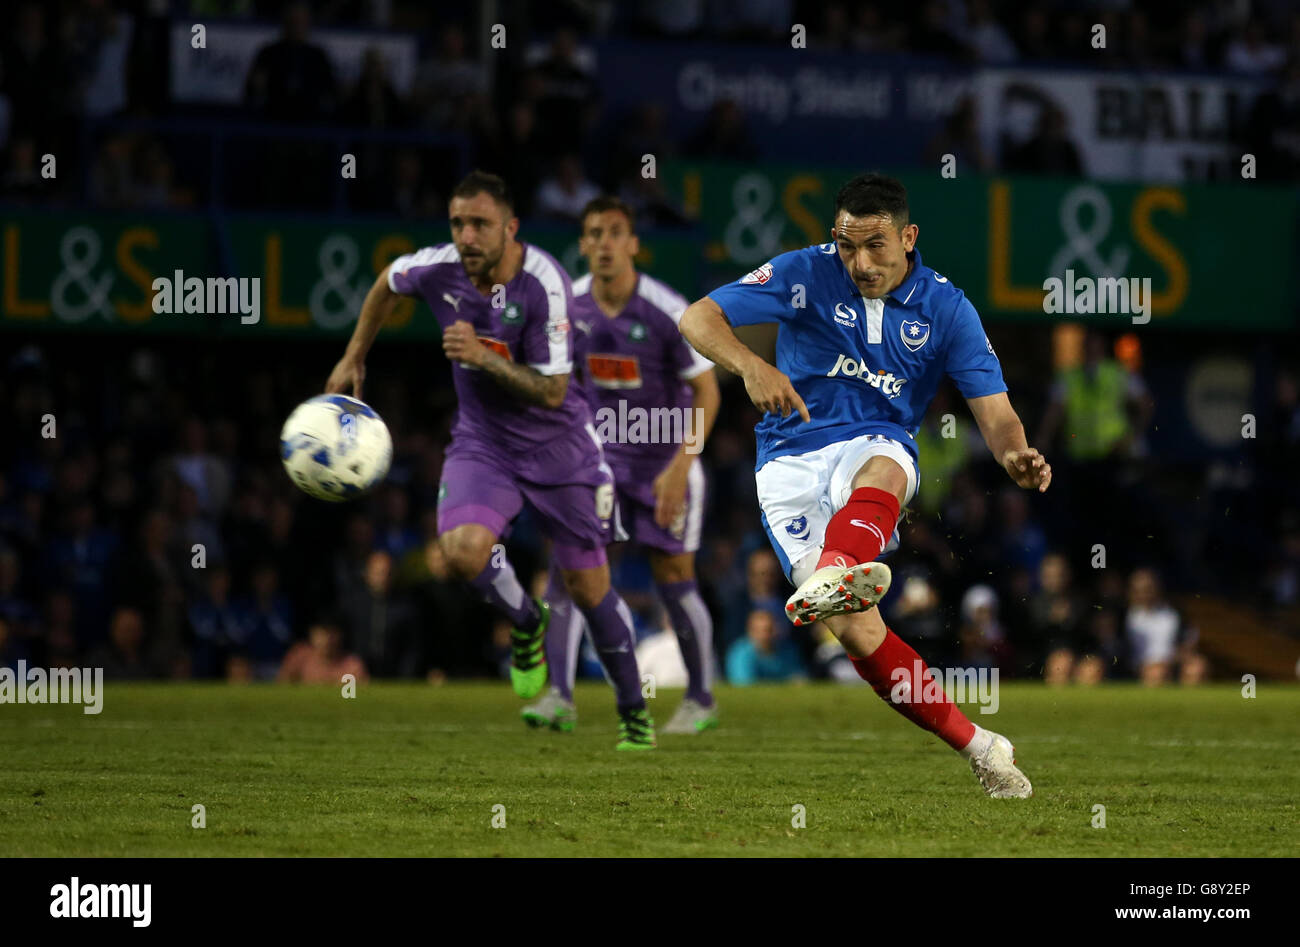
[569,271,713,555]
[387,242,614,569]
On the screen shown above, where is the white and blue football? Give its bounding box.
[279,394,392,502]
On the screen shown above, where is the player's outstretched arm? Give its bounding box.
[680,297,810,422]
[325,264,402,398]
[966,391,1052,493]
[442,318,568,409]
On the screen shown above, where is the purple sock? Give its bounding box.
[543,561,584,702]
[467,555,540,631]
[579,587,644,713]
[658,579,715,706]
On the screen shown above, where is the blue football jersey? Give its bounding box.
[707,245,1006,470]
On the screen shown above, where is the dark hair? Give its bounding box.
[309,609,345,634]
[579,195,636,234]
[450,170,514,214]
[834,172,909,229]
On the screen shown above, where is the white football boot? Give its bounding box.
[969,731,1033,799]
[520,687,577,732]
[662,698,719,735]
[784,559,892,626]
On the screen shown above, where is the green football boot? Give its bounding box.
[615,707,657,751]
[509,598,550,700]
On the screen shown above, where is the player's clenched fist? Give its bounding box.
[442,319,487,367]
[1002,447,1052,493]
[742,359,811,423]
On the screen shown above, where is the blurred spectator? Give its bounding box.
[380,148,443,218]
[528,28,599,156]
[172,418,232,519]
[243,1,338,122]
[1125,568,1207,686]
[722,548,786,649]
[1244,57,1300,181]
[889,571,954,669]
[88,606,158,680]
[342,47,408,129]
[0,545,38,643]
[65,0,132,119]
[1265,511,1300,608]
[958,584,1013,671]
[965,0,1018,64]
[117,509,186,658]
[234,561,293,680]
[344,550,418,677]
[849,4,905,53]
[997,487,1047,576]
[924,97,994,175]
[0,616,30,669]
[684,100,756,161]
[535,154,601,221]
[480,102,543,218]
[1028,553,1085,684]
[0,135,44,204]
[1225,19,1287,75]
[908,0,969,61]
[1037,331,1154,464]
[412,24,487,130]
[187,566,243,678]
[1,4,66,141]
[43,500,118,647]
[44,591,80,669]
[725,609,805,685]
[1002,104,1083,175]
[636,0,705,38]
[277,615,368,684]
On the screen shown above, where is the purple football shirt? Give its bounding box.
[387,242,594,458]
[570,271,714,476]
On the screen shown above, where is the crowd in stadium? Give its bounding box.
[3,0,1299,688]
[4,328,1295,688]
[5,0,1300,214]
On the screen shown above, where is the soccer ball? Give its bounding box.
[279,394,392,501]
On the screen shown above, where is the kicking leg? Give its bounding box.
[786,455,907,626]
[824,605,1033,799]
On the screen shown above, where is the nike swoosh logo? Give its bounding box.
[849,519,874,529]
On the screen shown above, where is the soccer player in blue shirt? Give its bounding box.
[681,173,1049,797]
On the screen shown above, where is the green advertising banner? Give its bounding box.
[1,212,213,333]
[0,212,700,337]
[664,162,1297,331]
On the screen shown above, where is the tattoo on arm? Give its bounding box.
[477,352,567,408]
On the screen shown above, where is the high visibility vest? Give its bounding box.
[1062,361,1129,460]
[915,422,971,512]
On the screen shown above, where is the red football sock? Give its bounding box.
[849,629,976,751]
[817,486,900,570]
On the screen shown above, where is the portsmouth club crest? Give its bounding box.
[785,515,810,539]
[900,319,930,352]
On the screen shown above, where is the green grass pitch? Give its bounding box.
[1,682,1296,857]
